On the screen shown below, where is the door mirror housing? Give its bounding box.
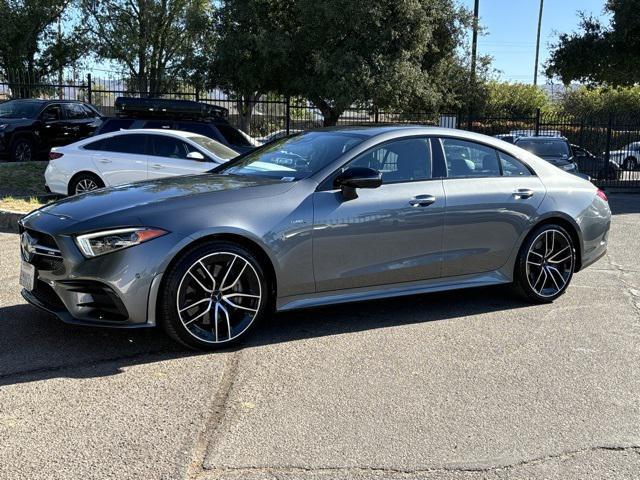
[334,167,382,200]
[186,151,205,161]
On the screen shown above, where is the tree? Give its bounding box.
[480,81,551,117]
[84,0,213,96]
[557,85,640,119]
[0,0,85,97]
[207,0,291,134]
[286,0,471,126]
[546,0,640,86]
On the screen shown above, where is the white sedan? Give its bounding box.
[45,129,239,195]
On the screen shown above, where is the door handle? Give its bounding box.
[409,194,436,207]
[152,163,164,169]
[514,188,534,199]
[99,158,112,164]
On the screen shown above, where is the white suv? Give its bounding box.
[45,129,238,195]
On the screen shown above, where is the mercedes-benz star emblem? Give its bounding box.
[21,232,37,262]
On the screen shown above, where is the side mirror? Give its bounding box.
[186,151,205,161]
[334,167,382,200]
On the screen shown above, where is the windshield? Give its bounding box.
[517,139,570,157]
[187,134,238,160]
[216,131,366,180]
[0,100,42,119]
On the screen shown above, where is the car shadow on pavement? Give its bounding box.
[0,285,526,387]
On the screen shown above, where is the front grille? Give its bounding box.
[21,228,65,273]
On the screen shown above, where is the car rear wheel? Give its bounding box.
[69,172,104,195]
[515,224,575,303]
[159,241,269,350]
[10,138,35,162]
[623,157,638,171]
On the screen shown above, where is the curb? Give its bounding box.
[0,210,24,234]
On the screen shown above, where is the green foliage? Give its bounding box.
[83,0,214,96]
[546,0,640,86]
[481,81,551,117]
[557,85,640,119]
[284,0,472,125]
[0,0,86,97]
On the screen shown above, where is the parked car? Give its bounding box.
[20,126,610,350]
[45,129,238,195]
[513,136,578,174]
[571,144,620,180]
[257,129,303,145]
[0,99,102,162]
[93,97,258,154]
[607,141,640,171]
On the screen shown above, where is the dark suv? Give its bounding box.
[513,136,578,174]
[0,99,103,162]
[93,97,257,153]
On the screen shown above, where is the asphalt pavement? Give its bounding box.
[0,195,639,480]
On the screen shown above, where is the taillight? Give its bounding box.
[596,189,608,202]
[49,151,63,160]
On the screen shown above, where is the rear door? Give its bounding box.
[437,137,546,277]
[147,134,213,179]
[88,133,150,186]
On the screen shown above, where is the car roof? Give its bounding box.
[515,135,568,141]
[5,99,88,105]
[102,116,227,125]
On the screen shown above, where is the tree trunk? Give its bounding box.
[237,92,260,135]
[313,98,343,126]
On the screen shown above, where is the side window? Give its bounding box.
[499,151,532,176]
[103,134,147,155]
[150,136,190,159]
[83,139,105,151]
[441,138,500,178]
[64,104,87,120]
[82,104,99,118]
[40,105,62,121]
[346,137,431,184]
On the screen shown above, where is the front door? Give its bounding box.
[147,135,212,179]
[437,137,546,277]
[312,137,445,292]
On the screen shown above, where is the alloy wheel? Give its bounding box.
[14,142,32,162]
[176,252,262,344]
[75,178,100,194]
[525,229,574,298]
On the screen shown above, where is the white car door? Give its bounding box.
[89,133,150,186]
[147,135,215,179]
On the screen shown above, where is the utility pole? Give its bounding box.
[470,0,480,84]
[533,0,544,85]
[57,15,63,99]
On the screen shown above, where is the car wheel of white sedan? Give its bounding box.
[70,173,104,195]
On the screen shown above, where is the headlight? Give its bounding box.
[75,227,168,257]
[562,163,576,171]
[0,124,7,130]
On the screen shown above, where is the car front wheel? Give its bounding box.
[10,138,35,162]
[623,157,638,171]
[159,241,269,350]
[515,224,575,303]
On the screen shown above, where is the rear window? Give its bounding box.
[176,122,217,139]
[517,139,570,157]
[216,124,252,147]
[99,118,135,134]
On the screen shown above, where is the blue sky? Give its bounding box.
[460,0,609,84]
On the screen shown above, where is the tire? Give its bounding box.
[623,157,638,171]
[514,224,575,303]
[69,172,104,195]
[158,240,269,350]
[10,137,35,162]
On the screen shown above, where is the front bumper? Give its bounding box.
[18,223,179,328]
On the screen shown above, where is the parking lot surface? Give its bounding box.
[0,195,639,480]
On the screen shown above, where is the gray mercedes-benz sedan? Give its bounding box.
[18,126,611,350]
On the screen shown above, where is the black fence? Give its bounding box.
[2,72,640,189]
[458,110,640,189]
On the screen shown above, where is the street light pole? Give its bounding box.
[533,0,544,85]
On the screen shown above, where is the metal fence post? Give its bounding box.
[87,74,92,104]
[374,105,379,124]
[285,96,291,135]
[534,108,541,136]
[604,113,613,181]
[195,86,200,103]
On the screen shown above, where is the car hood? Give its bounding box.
[538,155,573,166]
[31,174,294,225]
